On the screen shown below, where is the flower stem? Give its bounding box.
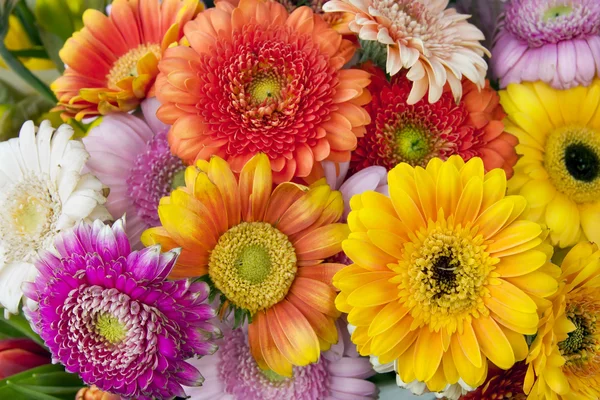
[13,0,42,46]
[0,42,56,102]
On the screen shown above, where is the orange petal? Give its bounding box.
[277,185,331,236]
[239,153,272,222]
[264,183,307,226]
[272,300,320,365]
[289,277,339,318]
[293,223,349,261]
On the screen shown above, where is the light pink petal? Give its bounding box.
[141,97,170,135]
[574,39,596,86]
[556,40,577,89]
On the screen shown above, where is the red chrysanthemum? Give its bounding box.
[351,65,518,178]
[155,0,371,183]
[460,362,527,400]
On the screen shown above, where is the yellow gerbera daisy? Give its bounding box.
[142,153,349,378]
[500,80,600,248]
[335,156,559,392]
[525,241,600,400]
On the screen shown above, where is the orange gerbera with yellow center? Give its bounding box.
[51,0,202,121]
[142,153,349,377]
[335,156,560,392]
[155,0,371,183]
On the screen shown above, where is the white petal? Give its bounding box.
[19,120,40,174]
[36,121,55,174]
[0,261,37,315]
[50,124,74,181]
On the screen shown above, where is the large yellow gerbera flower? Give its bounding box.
[500,80,600,248]
[335,156,559,392]
[525,242,600,400]
[142,153,348,378]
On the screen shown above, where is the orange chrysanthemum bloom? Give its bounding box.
[335,156,560,392]
[142,154,349,377]
[323,0,489,105]
[525,242,600,400]
[155,0,371,183]
[51,0,202,120]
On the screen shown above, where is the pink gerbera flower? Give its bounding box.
[492,0,600,89]
[323,0,489,104]
[83,99,185,248]
[184,320,378,400]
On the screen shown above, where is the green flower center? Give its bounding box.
[559,304,599,367]
[249,72,282,103]
[543,5,573,21]
[170,169,186,190]
[95,313,127,344]
[396,125,431,162]
[235,244,272,284]
[261,368,290,383]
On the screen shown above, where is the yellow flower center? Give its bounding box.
[95,313,127,344]
[545,125,600,203]
[400,219,495,332]
[249,72,282,103]
[106,43,161,89]
[208,222,297,315]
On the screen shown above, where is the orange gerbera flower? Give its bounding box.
[142,153,349,377]
[155,0,371,183]
[51,0,202,121]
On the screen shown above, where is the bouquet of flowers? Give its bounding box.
[0,0,599,399]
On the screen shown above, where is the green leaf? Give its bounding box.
[0,365,84,400]
[0,312,46,347]
[37,29,65,73]
[9,47,49,59]
[34,0,75,41]
[0,365,64,387]
[4,383,67,400]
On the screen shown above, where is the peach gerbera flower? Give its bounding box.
[323,0,489,104]
[155,0,371,183]
[51,0,202,121]
[142,154,349,377]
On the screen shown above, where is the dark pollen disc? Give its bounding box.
[564,143,599,182]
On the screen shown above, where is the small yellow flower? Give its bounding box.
[335,156,559,392]
[525,241,600,399]
[500,80,600,248]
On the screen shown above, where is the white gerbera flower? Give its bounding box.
[0,120,111,315]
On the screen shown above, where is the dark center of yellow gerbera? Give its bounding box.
[208,222,297,315]
[545,125,600,203]
[543,5,573,21]
[395,125,432,162]
[559,306,598,366]
[430,255,458,296]
[564,143,599,182]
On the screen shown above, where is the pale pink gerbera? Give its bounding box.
[492,0,600,90]
[323,0,489,104]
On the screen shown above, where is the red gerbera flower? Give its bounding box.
[351,65,518,178]
[155,0,371,183]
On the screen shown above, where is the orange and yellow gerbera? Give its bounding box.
[51,0,202,121]
[525,241,600,400]
[142,153,349,377]
[335,156,559,392]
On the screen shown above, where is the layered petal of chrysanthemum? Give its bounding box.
[142,153,347,374]
[23,217,217,399]
[351,66,517,178]
[323,0,489,104]
[492,0,600,90]
[501,80,600,248]
[334,156,557,392]
[52,0,202,120]
[157,0,370,183]
[525,242,600,400]
[0,121,109,315]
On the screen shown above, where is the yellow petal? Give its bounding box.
[368,301,409,336]
[487,220,542,253]
[450,335,487,387]
[346,278,399,307]
[475,197,515,239]
[436,160,461,218]
[347,305,384,327]
[499,325,529,362]
[494,250,547,277]
[342,239,397,271]
[415,166,437,220]
[367,230,405,260]
[480,169,507,214]
[457,322,482,368]
[370,316,413,355]
[413,329,444,382]
[507,271,558,298]
[580,202,600,244]
[239,153,272,222]
[389,185,426,232]
[471,316,515,370]
[488,279,538,313]
[485,297,539,332]
[454,176,483,225]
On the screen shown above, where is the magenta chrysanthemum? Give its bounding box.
[83,99,185,248]
[23,217,218,400]
[185,321,377,400]
[492,0,600,89]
